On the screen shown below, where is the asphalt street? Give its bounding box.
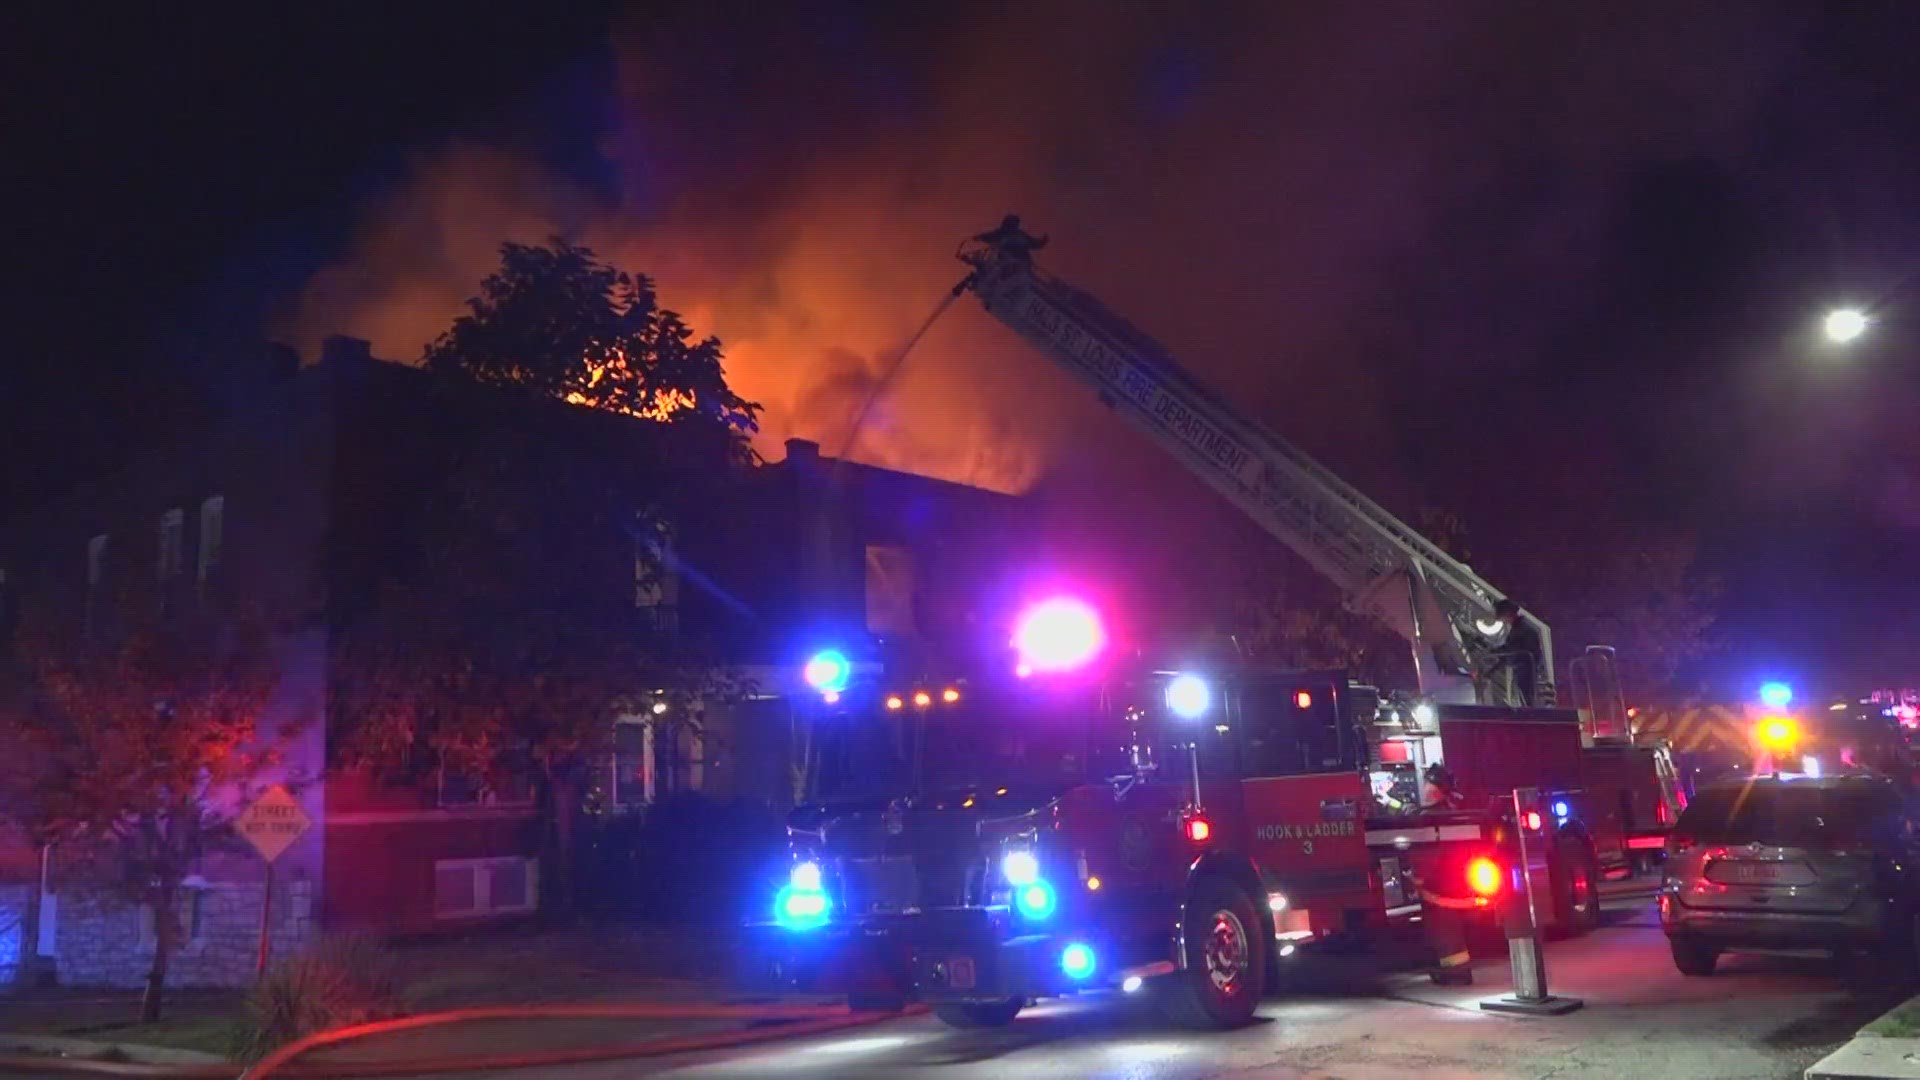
[451,895,1906,1080]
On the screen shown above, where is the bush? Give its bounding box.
[579,793,785,925]
[241,933,405,1059]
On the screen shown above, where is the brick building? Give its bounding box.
[0,338,1041,985]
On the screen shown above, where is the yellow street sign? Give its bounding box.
[235,784,311,863]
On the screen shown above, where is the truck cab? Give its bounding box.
[742,663,1380,1030]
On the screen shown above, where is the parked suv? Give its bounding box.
[1660,773,1918,976]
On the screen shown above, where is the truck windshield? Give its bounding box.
[811,688,1090,803]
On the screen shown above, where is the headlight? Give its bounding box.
[1165,673,1211,718]
[1015,879,1057,920]
[791,860,823,892]
[1002,850,1040,886]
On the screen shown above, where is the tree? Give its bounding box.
[1522,531,1722,704]
[1,600,287,1020]
[423,238,759,448]
[1217,565,1414,688]
[333,240,765,919]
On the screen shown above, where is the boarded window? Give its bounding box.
[197,496,224,594]
[85,534,107,635]
[433,863,478,917]
[634,515,679,636]
[611,718,654,807]
[864,543,917,638]
[433,858,539,919]
[157,509,185,583]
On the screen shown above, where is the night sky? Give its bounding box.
[5,2,1918,696]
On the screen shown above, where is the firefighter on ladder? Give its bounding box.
[1418,764,1475,984]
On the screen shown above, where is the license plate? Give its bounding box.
[946,955,976,990]
[1706,859,1812,885]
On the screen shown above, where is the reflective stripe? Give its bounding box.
[1367,824,1485,845]
[1419,888,1491,911]
[1439,950,1471,968]
[1367,827,1439,845]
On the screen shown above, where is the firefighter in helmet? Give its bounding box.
[1487,598,1543,706]
[1421,763,1465,809]
[972,214,1049,264]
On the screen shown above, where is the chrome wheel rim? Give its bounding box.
[1204,908,1250,994]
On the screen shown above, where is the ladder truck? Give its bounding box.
[950,224,1673,945]
[741,222,1675,1029]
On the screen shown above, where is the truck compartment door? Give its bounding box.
[1241,772,1380,934]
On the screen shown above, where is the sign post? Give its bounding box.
[1482,786,1583,1015]
[233,785,312,978]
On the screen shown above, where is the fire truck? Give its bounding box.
[740,221,1680,1029]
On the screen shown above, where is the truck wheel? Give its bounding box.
[1551,837,1601,937]
[1670,937,1718,977]
[1161,878,1266,1030]
[933,999,1023,1029]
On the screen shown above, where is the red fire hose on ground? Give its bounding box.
[0,1000,927,1079]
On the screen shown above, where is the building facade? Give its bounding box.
[0,337,1040,985]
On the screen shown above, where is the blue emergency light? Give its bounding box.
[1759,681,1793,710]
[803,650,852,695]
[1060,942,1097,980]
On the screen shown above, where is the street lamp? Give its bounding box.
[1823,307,1870,344]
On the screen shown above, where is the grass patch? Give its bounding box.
[1860,995,1920,1039]
[80,1015,249,1056]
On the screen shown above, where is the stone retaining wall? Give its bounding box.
[0,883,29,984]
[55,879,316,988]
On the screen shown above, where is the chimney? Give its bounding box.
[785,438,821,466]
[320,335,374,367]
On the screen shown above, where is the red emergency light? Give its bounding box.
[1522,810,1543,831]
[1466,857,1502,897]
[1293,690,1314,709]
[1184,816,1212,843]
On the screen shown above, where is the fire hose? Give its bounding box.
[0,1000,928,1079]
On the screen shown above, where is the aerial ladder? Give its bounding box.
[954,220,1550,707]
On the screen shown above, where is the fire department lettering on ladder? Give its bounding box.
[1016,292,1255,482]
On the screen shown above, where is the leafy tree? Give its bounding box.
[334,241,766,918]
[1219,567,1413,688]
[1,598,289,1021]
[1520,531,1722,704]
[423,238,760,449]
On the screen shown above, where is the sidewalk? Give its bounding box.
[1806,994,1920,1079]
[0,925,846,1075]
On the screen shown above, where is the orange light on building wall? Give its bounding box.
[942,687,961,703]
[885,695,904,711]
[913,691,933,708]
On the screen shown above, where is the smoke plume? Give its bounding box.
[282,3,1804,497]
